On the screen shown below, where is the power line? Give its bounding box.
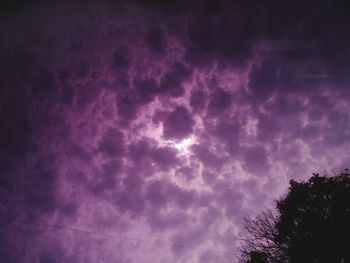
[2,216,237,258]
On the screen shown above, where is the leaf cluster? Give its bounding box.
[238,169,350,263]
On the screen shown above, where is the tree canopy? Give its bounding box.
[239,169,350,263]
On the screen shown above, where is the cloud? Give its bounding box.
[162,106,194,140]
[135,78,159,105]
[248,58,278,101]
[212,118,240,154]
[151,146,179,170]
[207,88,232,116]
[159,63,191,98]
[244,146,270,174]
[145,26,166,54]
[192,144,225,169]
[1,1,350,263]
[24,161,58,217]
[190,89,207,112]
[98,128,125,158]
[111,47,130,69]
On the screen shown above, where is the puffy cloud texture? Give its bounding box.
[1,1,350,262]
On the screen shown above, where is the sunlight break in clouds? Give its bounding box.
[166,136,197,155]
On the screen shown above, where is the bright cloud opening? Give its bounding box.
[165,136,196,155]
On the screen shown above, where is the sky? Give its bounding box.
[0,1,349,262]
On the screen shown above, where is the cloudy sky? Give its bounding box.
[1,1,349,262]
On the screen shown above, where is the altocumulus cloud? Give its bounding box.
[0,1,350,262]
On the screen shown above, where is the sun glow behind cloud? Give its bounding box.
[165,136,196,156]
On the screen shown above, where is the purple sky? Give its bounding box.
[1,1,350,262]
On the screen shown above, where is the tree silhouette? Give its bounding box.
[239,169,350,263]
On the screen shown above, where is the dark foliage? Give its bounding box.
[239,169,350,263]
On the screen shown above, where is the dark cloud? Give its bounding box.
[116,172,145,215]
[199,206,221,226]
[130,0,186,13]
[256,113,281,142]
[176,166,195,181]
[324,111,350,146]
[90,159,122,196]
[243,146,270,174]
[117,79,160,125]
[212,119,240,154]
[192,144,225,169]
[218,187,244,220]
[162,106,194,140]
[147,206,189,231]
[39,250,61,263]
[298,123,321,141]
[77,85,102,110]
[68,143,92,162]
[0,105,34,170]
[98,128,125,157]
[145,180,197,231]
[151,146,179,171]
[111,47,130,69]
[146,180,169,208]
[145,26,165,53]
[201,171,217,185]
[167,183,196,210]
[24,158,58,217]
[190,89,207,112]
[0,51,37,176]
[135,78,159,104]
[60,82,75,106]
[146,179,196,210]
[128,139,151,164]
[160,63,191,97]
[268,94,306,117]
[186,11,253,66]
[116,92,139,125]
[60,202,79,217]
[207,88,232,116]
[248,58,278,101]
[171,227,205,255]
